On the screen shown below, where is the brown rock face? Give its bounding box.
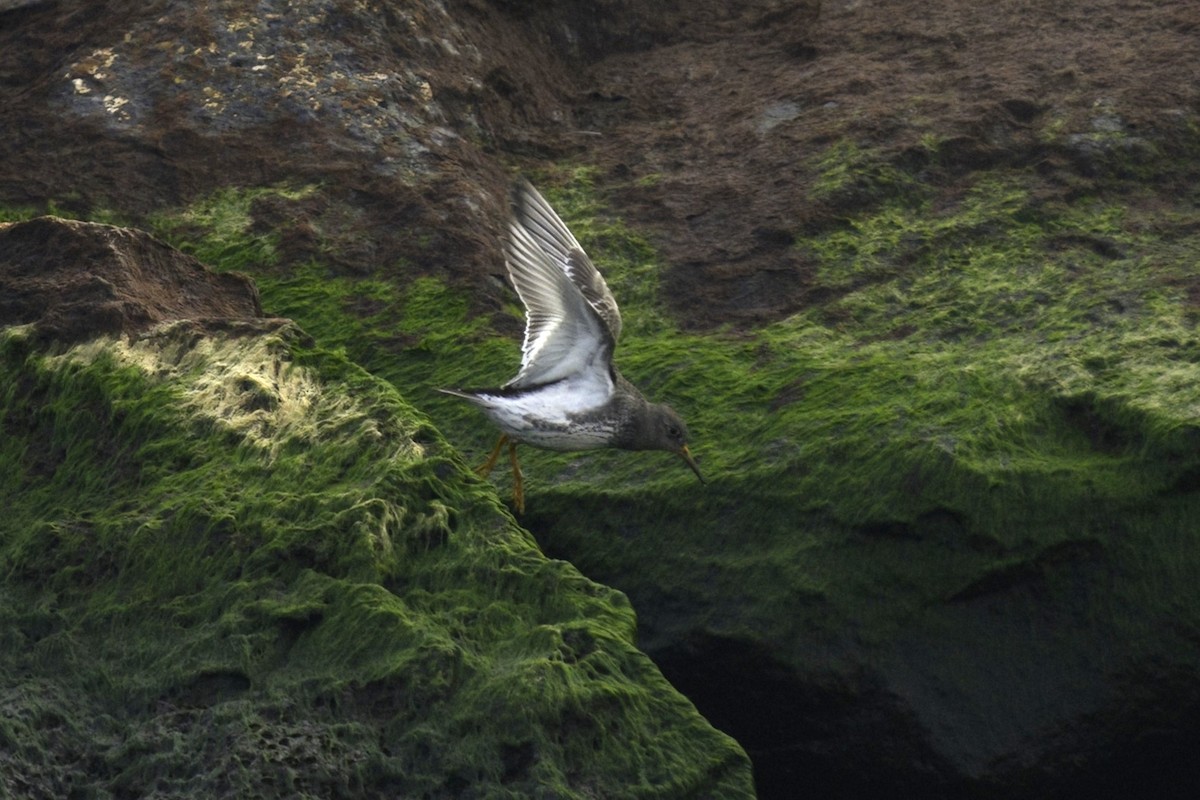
[0,216,261,345]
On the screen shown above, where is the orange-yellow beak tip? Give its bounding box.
[679,445,705,484]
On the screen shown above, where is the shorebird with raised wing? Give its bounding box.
[441,179,703,512]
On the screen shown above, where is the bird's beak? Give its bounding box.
[679,444,705,484]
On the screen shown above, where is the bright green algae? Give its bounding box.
[0,321,753,797]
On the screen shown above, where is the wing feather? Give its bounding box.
[511,179,623,342]
[503,219,612,389]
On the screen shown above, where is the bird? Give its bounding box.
[440,178,704,513]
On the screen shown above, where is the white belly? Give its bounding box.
[475,373,614,450]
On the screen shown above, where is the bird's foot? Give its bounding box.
[475,435,508,478]
[508,439,525,514]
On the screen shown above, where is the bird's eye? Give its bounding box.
[667,425,680,439]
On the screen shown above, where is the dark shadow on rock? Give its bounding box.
[651,631,962,800]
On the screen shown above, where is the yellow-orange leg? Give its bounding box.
[508,439,525,514]
[476,434,509,477]
[476,435,525,513]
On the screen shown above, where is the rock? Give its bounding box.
[0,222,754,797]
[4,1,1200,799]
[0,216,262,345]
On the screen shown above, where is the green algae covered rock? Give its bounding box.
[134,171,1200,794]
[511,175,1200,795]
[0,221,753,798]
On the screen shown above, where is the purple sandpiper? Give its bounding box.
[440,179,703,512]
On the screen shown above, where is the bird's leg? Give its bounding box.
[508,439,525,514]
[476,434,508,477]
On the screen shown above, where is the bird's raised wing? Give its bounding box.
[503,215,613,389]
[511,179,623,343]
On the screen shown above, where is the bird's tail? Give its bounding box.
[437,387,481,402]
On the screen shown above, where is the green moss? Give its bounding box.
[809,140,922,207]
[0,322,752,797]
[128,167,1200,534]
[288,163,1198,683]
[0,206,39,223]
[17,150,1200,786]
[150,184,318,271]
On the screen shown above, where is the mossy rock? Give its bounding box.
[14,151,1200,793]
[0,317,753,798]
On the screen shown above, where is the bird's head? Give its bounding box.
[642,403,705,483]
